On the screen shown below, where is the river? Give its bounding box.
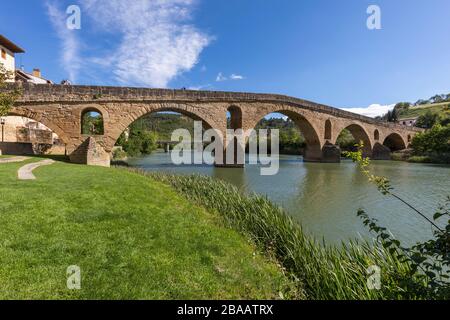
[128,152,450,246]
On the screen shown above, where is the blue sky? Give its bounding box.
[1,0,450,115]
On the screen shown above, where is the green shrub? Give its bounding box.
[416,111,441,129]
[112,148,127,160]
[411,124,450,156]
[117,130,158,157]
[408,156,433,163]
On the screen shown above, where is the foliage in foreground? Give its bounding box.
[129,169,424,300]
[0,63,21,117]
[345,145,450,299]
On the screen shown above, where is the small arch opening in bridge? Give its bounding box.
[374,129,380,141]
[226,106,244,165]
[227,106,243,130]
[383,133,406,152]
[252,111,321,161]
[81,109,104,136]
[336,124,372,157]
[324,120,332,140]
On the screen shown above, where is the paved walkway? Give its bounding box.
[0,156,29,164]
[17,159,55,180]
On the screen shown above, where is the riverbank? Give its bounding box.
[0,157,298,299]
[391,149,450,164]
[132,170,429,300]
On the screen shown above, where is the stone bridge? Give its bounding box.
[7,83,421,167]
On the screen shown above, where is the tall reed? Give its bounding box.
[126,169,422,300]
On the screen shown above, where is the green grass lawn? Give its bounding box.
[0,158,296,299]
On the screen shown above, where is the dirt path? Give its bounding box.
[0,156,29,164]
[17,159,55,180]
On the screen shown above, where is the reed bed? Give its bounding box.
[126,169,420,300]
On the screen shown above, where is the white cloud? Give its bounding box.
[230,74,244,80]
[46,1,82,83]
[216,72,245,82]
[81,0,210,88]
[341,103,395,118]
[48,0,210,87]
[216,72,227,82]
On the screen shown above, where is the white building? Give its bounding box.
[0,35,60,155]
[0,34,25,81]
[398,117,418,127]
[1,34,53,84]
[16,68,53,84]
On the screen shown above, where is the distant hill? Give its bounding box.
[378,93,450,125]
[398,102,450,119]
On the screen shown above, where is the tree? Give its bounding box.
[0,63,21,117]
[440,116,450,127]
[386,109,399,122]
[415,99,430,106]
[430,94,445,104]
[345,146,450,299]
[411,124,450,156]
[394,102,411,112]
[116,126,158,157]
[416,111,440,129]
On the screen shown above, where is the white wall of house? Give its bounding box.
[1,116,58,143]
[0,44,16,80]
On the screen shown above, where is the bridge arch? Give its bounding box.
[248,109,322,162]
[8,107,70,145]
[383,133,407,151]
[108,103,218,151]
[335,123,372,156]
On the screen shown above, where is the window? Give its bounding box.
[324,120,332,140]
[1,49,6,60]
[374,129,380,141]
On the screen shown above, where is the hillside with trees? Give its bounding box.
[377,93,450,129]
[376,93,450,163]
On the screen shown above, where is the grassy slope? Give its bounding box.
[398,102,450,118]
[0,158,295,299]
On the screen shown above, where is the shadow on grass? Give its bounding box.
[24,154,71,163]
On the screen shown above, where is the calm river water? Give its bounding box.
[128,152,450,246]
